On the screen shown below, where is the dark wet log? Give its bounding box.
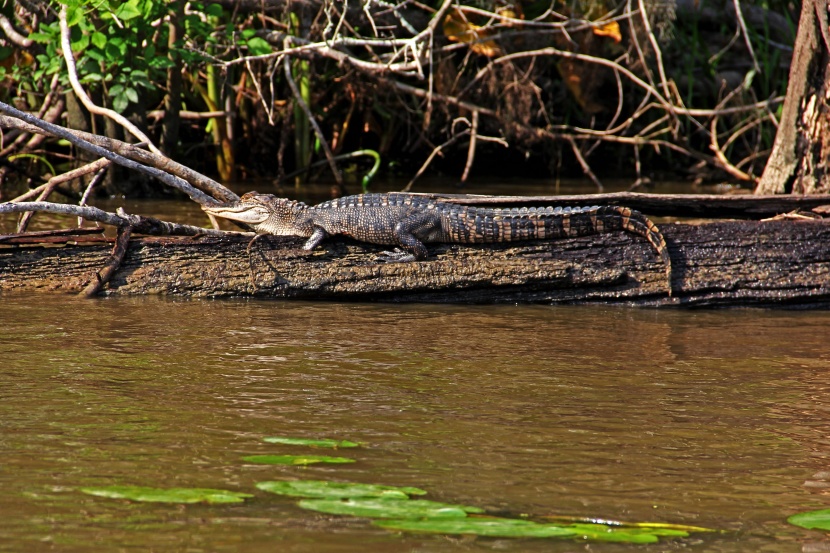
[1,219,829,307]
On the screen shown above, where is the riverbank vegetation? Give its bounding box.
[0,0,797,198]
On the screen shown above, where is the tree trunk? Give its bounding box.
[756,0,830,194]
[161,1,184,157]
[2,219,829,307]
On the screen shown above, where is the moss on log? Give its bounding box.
[1,219,829,307]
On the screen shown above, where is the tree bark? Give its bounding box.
[161,1,184,157]
[756,0,830,194]
[2,219,829,307]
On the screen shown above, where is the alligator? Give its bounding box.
[203,192,673,295]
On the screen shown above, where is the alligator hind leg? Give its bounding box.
[377,213,438,262]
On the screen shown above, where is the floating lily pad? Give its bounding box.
[256,480,427,499]
[567,523,686,543]
[788,509,830,531]
[542,515,714,533]
[263,437,359,449]
[242,454,355,465]
[375,517,579,538]
[298,498,484,519]
[79,485,253,504]
[374,518,687,542]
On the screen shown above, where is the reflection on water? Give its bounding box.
[1,295,828,552]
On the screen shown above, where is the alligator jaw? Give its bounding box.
[202,202,270,225]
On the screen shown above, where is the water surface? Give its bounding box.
[1,296,828,552]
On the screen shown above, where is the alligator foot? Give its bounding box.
[377,249,417,263]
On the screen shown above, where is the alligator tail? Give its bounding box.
[449,205,673,296]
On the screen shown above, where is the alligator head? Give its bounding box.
[202,192,313,237]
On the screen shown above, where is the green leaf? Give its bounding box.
[242,454,355,466]
[109,84,124,97]
[112,91,129,113]
[374,519,682,542]
[115,0,142,21]
[205,4,224,17]
[104,42,124,62]
[80,486,253,504]
[297,498,484,519]
[91,32,107,49]
[262,437,359,449]
[66,5,84,27]
[245,37,272,56]
[375,518,579,538]
[28,32,55,44]
[124,86,138,103]
[256,480,426,500]
[788,509,830,531]
[79,72,103,83]
[71,33,90,52]
[566,523,670,543]
[148,57,175,70]
[130,70,152,88]
[240,29,256,40]
[86,48,105,62]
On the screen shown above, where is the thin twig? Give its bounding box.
[709,116,754,182]
[566,136,603,191]
[78,167,110,227]
[80,224,132,298]
[11,157,111,203]
[731,0,761,74]
[636,0,671,99]
[460,110,479,184]
[13,157,112,231]
[282,47,343,185]
[402,130,470,192]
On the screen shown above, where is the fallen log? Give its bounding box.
[1,218,828,307]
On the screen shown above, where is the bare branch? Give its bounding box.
[59,6,163,156]
[81,224,132,298]
[0,13,33,47]
[0,103,217,205]
[0,201,245,237]
[0,112,237,203]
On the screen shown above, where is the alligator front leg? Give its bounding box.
[302,226,329,250]
[377,248,418,263]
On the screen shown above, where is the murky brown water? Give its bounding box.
[1,295,829,552]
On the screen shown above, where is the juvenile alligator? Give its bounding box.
[203,192,673,295]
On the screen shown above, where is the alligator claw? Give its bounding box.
[377,249,416,263]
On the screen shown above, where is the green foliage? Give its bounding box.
[256,480,427,499]
[80,485,253,504]
[74,433,714,545]
[241,454,356,465]
[297,498,484,518]
[788,509,830,531]
[15,0,217,114]
[374,518,581,538]
[262,436,360,448]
